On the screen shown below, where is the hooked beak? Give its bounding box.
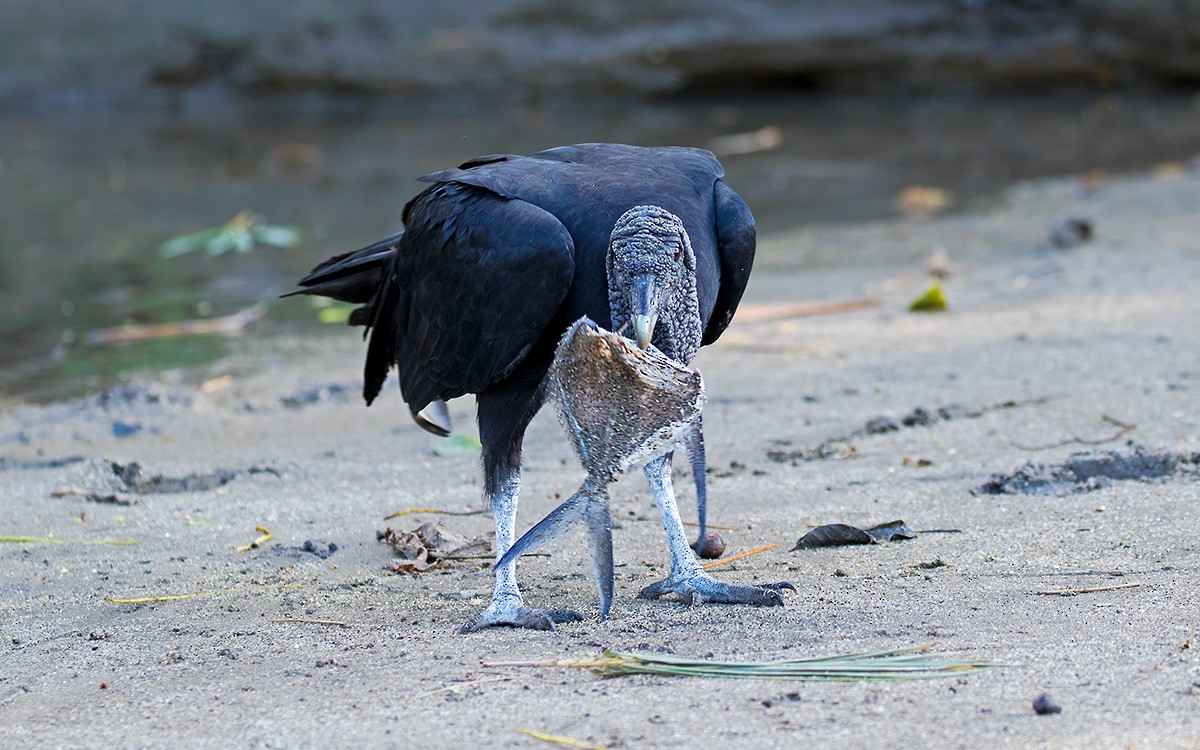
[630,274,661,350]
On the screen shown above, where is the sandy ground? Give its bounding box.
[2,171,1199,749]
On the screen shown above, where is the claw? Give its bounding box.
[758,581,798,593]
[459,600,584,633]
[638,571,792,607]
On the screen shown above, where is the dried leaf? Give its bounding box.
[895,185,951,220]
[792,524,872,549]
[379,522,493,573]
[792,520,917,550]
[864,520,917,542]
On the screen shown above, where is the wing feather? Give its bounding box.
[364,184,575,411]
[701,180,756,345]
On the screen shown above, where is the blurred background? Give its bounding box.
[2,0,1199,403]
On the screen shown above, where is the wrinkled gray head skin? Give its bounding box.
[606,205,701,365]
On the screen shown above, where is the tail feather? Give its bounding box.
[363,268,399,406]
[283,230,401,305]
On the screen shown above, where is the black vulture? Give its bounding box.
[290,143,790,631]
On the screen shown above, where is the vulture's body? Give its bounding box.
[292,143,788,630]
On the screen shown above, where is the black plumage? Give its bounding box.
[291,143,774,630]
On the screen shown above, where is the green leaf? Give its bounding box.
[232,228,255,253]
[206,231,238,256]
[317,306,353,324]
[432,433,482,456]
[908,280,948,312]
[252,224,302,248]
[160,227,223,257]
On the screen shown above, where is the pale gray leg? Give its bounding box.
[637,454,793,607]
[496,479,615,621]
[459,470,584,633]
[680,424,707,548]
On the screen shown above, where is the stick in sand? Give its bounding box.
[701,543,777,570]
[1036,582,1141,595]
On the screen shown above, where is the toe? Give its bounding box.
[637,580,672,600]
[758,581,797,593]
[459,605,582,633]
[545,608,586,624]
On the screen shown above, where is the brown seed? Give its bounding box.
[692,531,726,559]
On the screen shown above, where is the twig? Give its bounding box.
[0,532,138,544]
[1036,582,1142,596]
[382,508,485,520]
[235,525,273,552]
[269,618,349,627]
[682,521,741,532]
[701,543,777,570]
[413,675,513,699]
[734,299,877,324]
[516,728,609,750]
[86,303,266,345]
[1011,414,1136,451]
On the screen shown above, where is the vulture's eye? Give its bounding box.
[674,246,682,261]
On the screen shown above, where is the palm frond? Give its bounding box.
[487,645,995,682]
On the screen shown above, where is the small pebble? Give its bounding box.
[1032,693,1062,715]
[865,416,900,434]
[692,531,726,559]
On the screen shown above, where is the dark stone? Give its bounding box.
[1032,693,1062,715]
[865,416,900,434]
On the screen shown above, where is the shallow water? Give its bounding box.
[2,90,1199,402]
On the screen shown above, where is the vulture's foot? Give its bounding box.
[637,572,794,607]
[459,598,584,634]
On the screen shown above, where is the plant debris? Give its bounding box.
[896,185,952,220]
[701,543,776,569]
[159,210,300,257]
[908,280,948,312]
[516,727,609,750]
[1036,582,1141,596]
[86,304,267,344]
[792,520,917,550]
[378,522,494,573]
[235,526,273,552]
[381,508,485,521]
[486,644,994,682]
[732,298,877,324]
[0,536,139,546]
[974,445,1199,496]
[1010,414,1136,451]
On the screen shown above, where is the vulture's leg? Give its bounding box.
[680,424,707,550]
[637,454,795,607]
[460,380,585,633]
[496,479,615,620]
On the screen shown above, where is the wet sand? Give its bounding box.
[2,170,1198,748]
